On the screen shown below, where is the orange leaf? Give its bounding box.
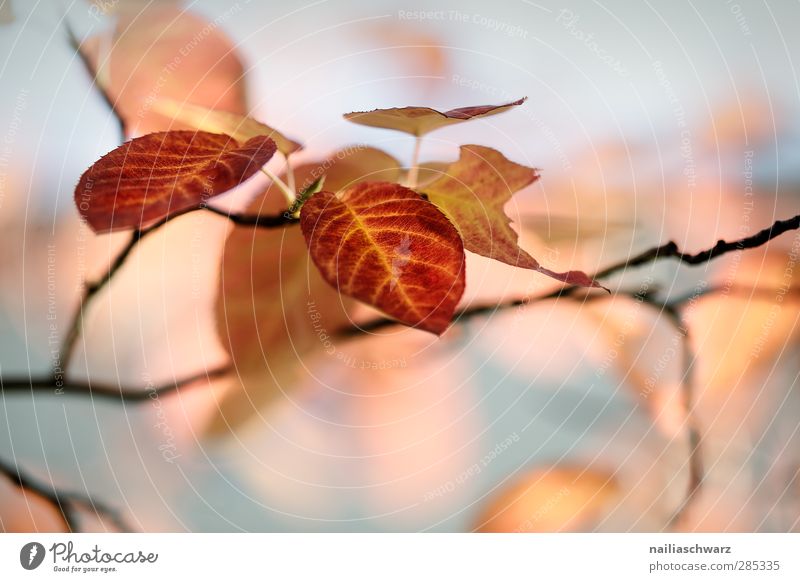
[425,145,602,288]
[75,131,276,233]
[344,98,526,136]
[475,467,619,532]
[151,99,302,156]
[300,182,465,335]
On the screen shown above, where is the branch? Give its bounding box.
[338,214,800,336]
[59,207,296,375]
[3,365,231,402]
[0,364,231,532]
[633,295,704,530]
[64,21,126,139]
[669,325,703,530]
[0,456,132,532]
[594,213,800,278]
[204,205,298,227]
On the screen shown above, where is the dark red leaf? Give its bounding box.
[75,131,276,233]
[300,182,466,334]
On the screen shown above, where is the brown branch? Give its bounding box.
[59,207,295,375]
[0,365,231,531]
[204,205,298,227]
[634,296,704,530]
[4,365,231,402]
[338,213,800,336]
[594,213,800,277]
[0,456,132,532]
[64,21,126,139]
[666,314,703,530]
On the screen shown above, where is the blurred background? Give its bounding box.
[0,0,799,532]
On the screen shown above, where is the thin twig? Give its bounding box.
[0,456,132,532]
[3,365,231,402]
[59,207,296,375]
[337,214,800,336]
[666,312,703,530]
[64,21,126,139]
[60,230,141,373]
[204,205,297,227]
[595,213,800,278]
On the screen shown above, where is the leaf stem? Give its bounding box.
[284,153,297,195]
[261,166,295,204]
[406,135,423,190]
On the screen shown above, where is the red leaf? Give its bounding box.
[343,98,526,136]
[75,131,276,233]
[300,182,465,334]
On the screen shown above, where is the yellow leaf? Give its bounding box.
[151,98,302,156]
[344,98,526,136]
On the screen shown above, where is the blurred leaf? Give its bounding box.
[81,4,247,135]
[211,148,403,433]
[344,98,526,136]
[360,22,449,92]
[0,0,14,25]
[424,145,602,288]
[300,182,465,335]
[475,467,618,532]
[75,131,276,233]
[520,215,633,244]
[308,146,402,192]
[399,161,450,188]
[690,251,800,398]
[151,98,302,156]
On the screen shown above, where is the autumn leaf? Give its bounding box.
[80,4,247,136]
[424,145,602,288]
[475,467,619,532]
[151,99,302,156]
[75,131,276,233]
[211,147,400,433]
[344,98,526,136]
[300,182,465,335]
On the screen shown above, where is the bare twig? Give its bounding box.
[64,21,126,139]
[595,213,800,277]
[0,456,132,532]
[338,214,800,336]
[59,207,295,375]
[669,324,704,530]
[3,365,231,402]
